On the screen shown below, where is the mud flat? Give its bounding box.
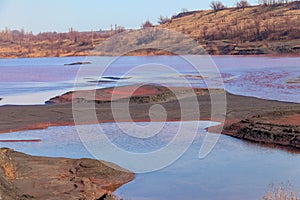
[0,84,300,199]
[286,76,300,84]
[0,84,300,149]
[45,84,223,104]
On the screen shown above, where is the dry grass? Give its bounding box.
[262,182,299,200]
[0,2,300,58]
[159,2,300,54]
[161,3,300,41]
[0,37,106,58]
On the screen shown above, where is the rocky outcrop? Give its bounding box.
[224,112,300,149]
[0,148,134,200]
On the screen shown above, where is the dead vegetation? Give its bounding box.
[0,28,124,58]
[0,2,300,58]
[160,1,300,54]
[262,182,298,200]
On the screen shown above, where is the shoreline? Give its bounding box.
[0,52,300,60]
[0,84,299,150]
[0,84,299,199]
[0,148,134,200]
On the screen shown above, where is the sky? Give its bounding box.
[0,0,258,33]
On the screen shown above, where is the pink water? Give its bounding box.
[0,55,299,104]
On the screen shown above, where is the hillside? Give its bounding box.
[160,1,300,55]
[0,30,116,58]
[0,2,299,58]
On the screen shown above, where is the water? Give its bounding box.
[0,55,299,105]
[0,55,299,199]
[0,121,299,200]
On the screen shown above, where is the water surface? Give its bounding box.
[0,55,299,199]
[0,121,299,200]
[0,55,299,105]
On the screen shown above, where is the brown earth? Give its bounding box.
[45,84,222,104]
[0,148,134,200]
[224,111,300,148]
[0,84,299,150]
[0,84,299,199]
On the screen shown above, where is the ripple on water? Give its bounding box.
[0,121,300,200]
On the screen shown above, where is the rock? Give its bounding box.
[0,148,134,200]
[102,76,131,80]
[64,62,91,66]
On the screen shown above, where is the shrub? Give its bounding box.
[210,1,226,12]
[236,0,250,9]
[158,16,171,24]
[141,20,154,29]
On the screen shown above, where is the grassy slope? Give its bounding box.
[160,2,300,55]
[0,2,299,58]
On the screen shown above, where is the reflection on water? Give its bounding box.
[0,55,299,105]
[0,121,299,200]
[0,55,299,199]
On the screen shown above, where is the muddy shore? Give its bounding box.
[0,84,299,199]
[0,84,299,149]
[0,148,134,200]
[223,111,300,148]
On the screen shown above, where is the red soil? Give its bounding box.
[0,139,41,142]
[48,84,197,104]
[261,114,300,126]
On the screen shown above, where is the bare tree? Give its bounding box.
[158,16,171,25]
[258,0,288,5]
[290,0,300,9]
[210,1,226,12]
[236,0,250,9]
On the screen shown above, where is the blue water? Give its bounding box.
[0,121,299,200]
[0,55,299,105]
[0,55,299,199]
